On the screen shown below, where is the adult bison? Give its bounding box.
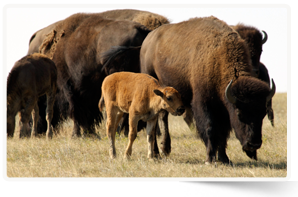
[183,23,274,128]
[232,24,274,126]
[102,16,276,164]
[38,13,152,137]
[29,10,169,135]
[140,17,275,164]
[27,9,169,55]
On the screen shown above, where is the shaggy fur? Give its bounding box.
[140,17,275,163]
[183,23,273,130]
[99,72,184,159]
[7,53,57,139]
[100,16,276,163]
[27,9,168,135]
[37,13,151,137]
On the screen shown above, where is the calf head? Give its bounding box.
[225,76,275,159]
[154,87,185,116]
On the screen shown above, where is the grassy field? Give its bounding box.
[6,93,287,178]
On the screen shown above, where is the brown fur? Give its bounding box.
[232,23,264,75]
[99,72,184,159]
[27,9,169,56]
[183,23,273,131]
[27,9,168,136]
[139,16,275,163]
[37,13,151,137]
[7,53,57,139]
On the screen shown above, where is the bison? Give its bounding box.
[7,53,57,139]
[38,13,154,137]
[98,72,184,159]
[232,24,274,126]
[101,16,276,164]
[28,9,169,56]
[183,23,274,129]
[28,9,169,135]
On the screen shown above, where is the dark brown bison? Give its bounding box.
[102,16,276,164]
[38,13,152,137]
[27,9,169,55]
[183,24,274,129]
[28,9,169,135]
[232,24,274,126]
[7,53,57,139]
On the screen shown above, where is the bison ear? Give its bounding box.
[154,89,164,97]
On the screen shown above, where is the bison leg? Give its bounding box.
[192,104,217,164]
[158,110,171,156]
[146,117,158,159]
[217,141,231,165]
[183,107,195,130]
[46,91,55,139]
[72,122,81,138]
[117,113,129,136]
[31,104,39,137]
[124,112,139,159]
[205,137,217,164]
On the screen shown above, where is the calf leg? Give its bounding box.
[46,91,55,139]
[106,105,123,159]
[19,97,36,138]
[31,104,39,137]
[146,117,158,159]
[124,113,138,159]
[7,114,16,138]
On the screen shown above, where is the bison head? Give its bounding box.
[235,24,268,77]
[225,76,275,159]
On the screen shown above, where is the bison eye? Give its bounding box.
[236,109,243,120]
[167,96,172,101]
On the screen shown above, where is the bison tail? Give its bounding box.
[98,95,105,112]
[100,46,141,75]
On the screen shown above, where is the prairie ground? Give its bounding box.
[6,93,287,178]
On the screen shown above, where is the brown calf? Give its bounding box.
[7,53,57,139]
[99,72,185,159]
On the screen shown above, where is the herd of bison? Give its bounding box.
[7,9,276,165]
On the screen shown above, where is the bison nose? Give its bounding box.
[243,141,262,151]
[176,106,185,116]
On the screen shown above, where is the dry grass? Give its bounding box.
[6,93,287,178]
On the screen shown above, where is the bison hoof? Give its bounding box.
[161,147,171,156]
[205,161,212,165]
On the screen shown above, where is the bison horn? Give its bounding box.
[262,30,268,44]
[266,79,276,102]
[225,80,237,104]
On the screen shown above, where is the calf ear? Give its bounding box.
[154,89,164,97]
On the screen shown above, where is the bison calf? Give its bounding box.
[7,53,57,139]
[99,72,185,159]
